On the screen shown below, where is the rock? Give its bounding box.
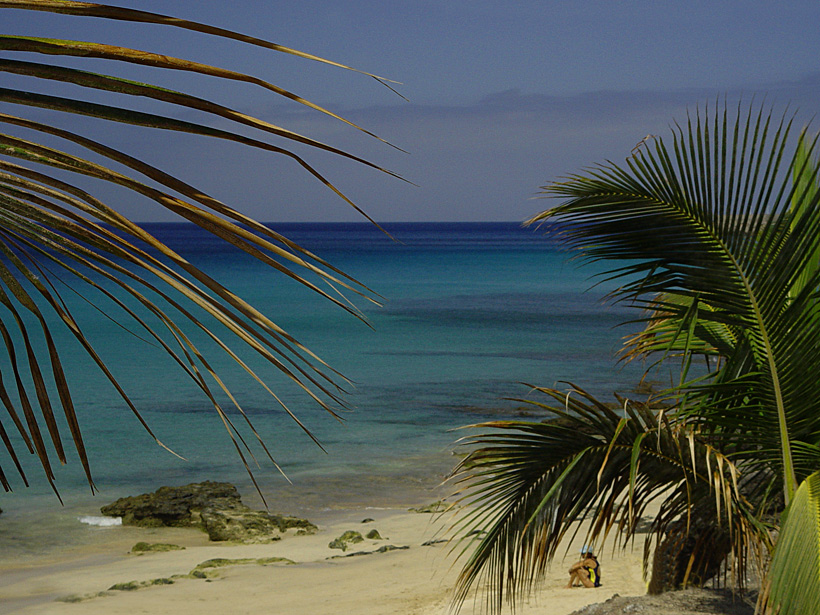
[270,514,318,534]
[361,518,374,523]
[108,581,142,591]
[131,542,185,553]
[189,556,295,577]
[365,529,382,540]
[409,500,447,513]
[100,481,240,528]
[199,508,283,543]
[374,544,408,553]
[56,591,113,603]
[328,530,364,551]
[107,578,175,592]
[329,544,410,559]
[422,538,448,546]
[567,588,756,615]
[328,538,346,550]
[101,481,316,543]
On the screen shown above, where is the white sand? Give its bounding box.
[1,507,649,615]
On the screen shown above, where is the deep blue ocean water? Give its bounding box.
[0,222,651,556]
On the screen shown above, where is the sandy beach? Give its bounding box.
[1,503,649,615]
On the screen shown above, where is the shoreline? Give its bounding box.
[1,496,651,615]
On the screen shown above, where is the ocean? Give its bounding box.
[0,222,649,558]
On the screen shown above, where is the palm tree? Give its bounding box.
[0,1,400,499]
[450,102,820,614]
[449,384,765,613]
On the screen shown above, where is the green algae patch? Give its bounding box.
[56,556,294,602]
[328,544,410,559]
[190,556,295,576]
[131,542,185,553]
[150,578,175,586]
[328,530,364,551]
[57,578,175,602]
[108,581,141,591]
[408,500,447,513]
[56,591,112,603]
[108,577,175,591]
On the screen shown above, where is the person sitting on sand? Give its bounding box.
[565,546,601,588]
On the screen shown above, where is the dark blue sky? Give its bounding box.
[5,1,820,222]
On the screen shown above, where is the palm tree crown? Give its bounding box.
[451,101,820,615]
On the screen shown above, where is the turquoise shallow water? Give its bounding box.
[0,222,649,557]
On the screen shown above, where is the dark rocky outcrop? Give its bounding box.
[101,481,316,543]
[569,588,755,615]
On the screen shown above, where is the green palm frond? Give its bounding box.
[449,384,765,614]
[763,471,820,615]
[452,102,820,613]
[620,293,734,367]
[530,102,820,501]
[0,2,400,497]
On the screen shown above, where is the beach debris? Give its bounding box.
[365,529,383,540]
[361,517,375,523]
[328,530,365,551]
[100,481,316,543]
[130,542,185,554]
[408,500,448,513]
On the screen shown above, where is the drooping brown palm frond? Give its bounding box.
[449,384,768,614]
[0,1,402,498]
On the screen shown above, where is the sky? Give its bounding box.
[5,1,820,222]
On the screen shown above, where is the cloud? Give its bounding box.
[15,74,818,223]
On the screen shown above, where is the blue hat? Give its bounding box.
[581,545,594,555]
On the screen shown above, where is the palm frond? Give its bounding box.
[762,471,820,615]
[531,102,820,501]
[0,2,401,493]
[449,384,765,614]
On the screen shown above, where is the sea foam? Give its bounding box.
[78,515,122,527]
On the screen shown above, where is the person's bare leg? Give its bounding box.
[578,570,595,588]
[566,568,594,589]
[566,569,590,588]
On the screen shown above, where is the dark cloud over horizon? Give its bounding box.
[5,2,820,223]
[119,75,818,224]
